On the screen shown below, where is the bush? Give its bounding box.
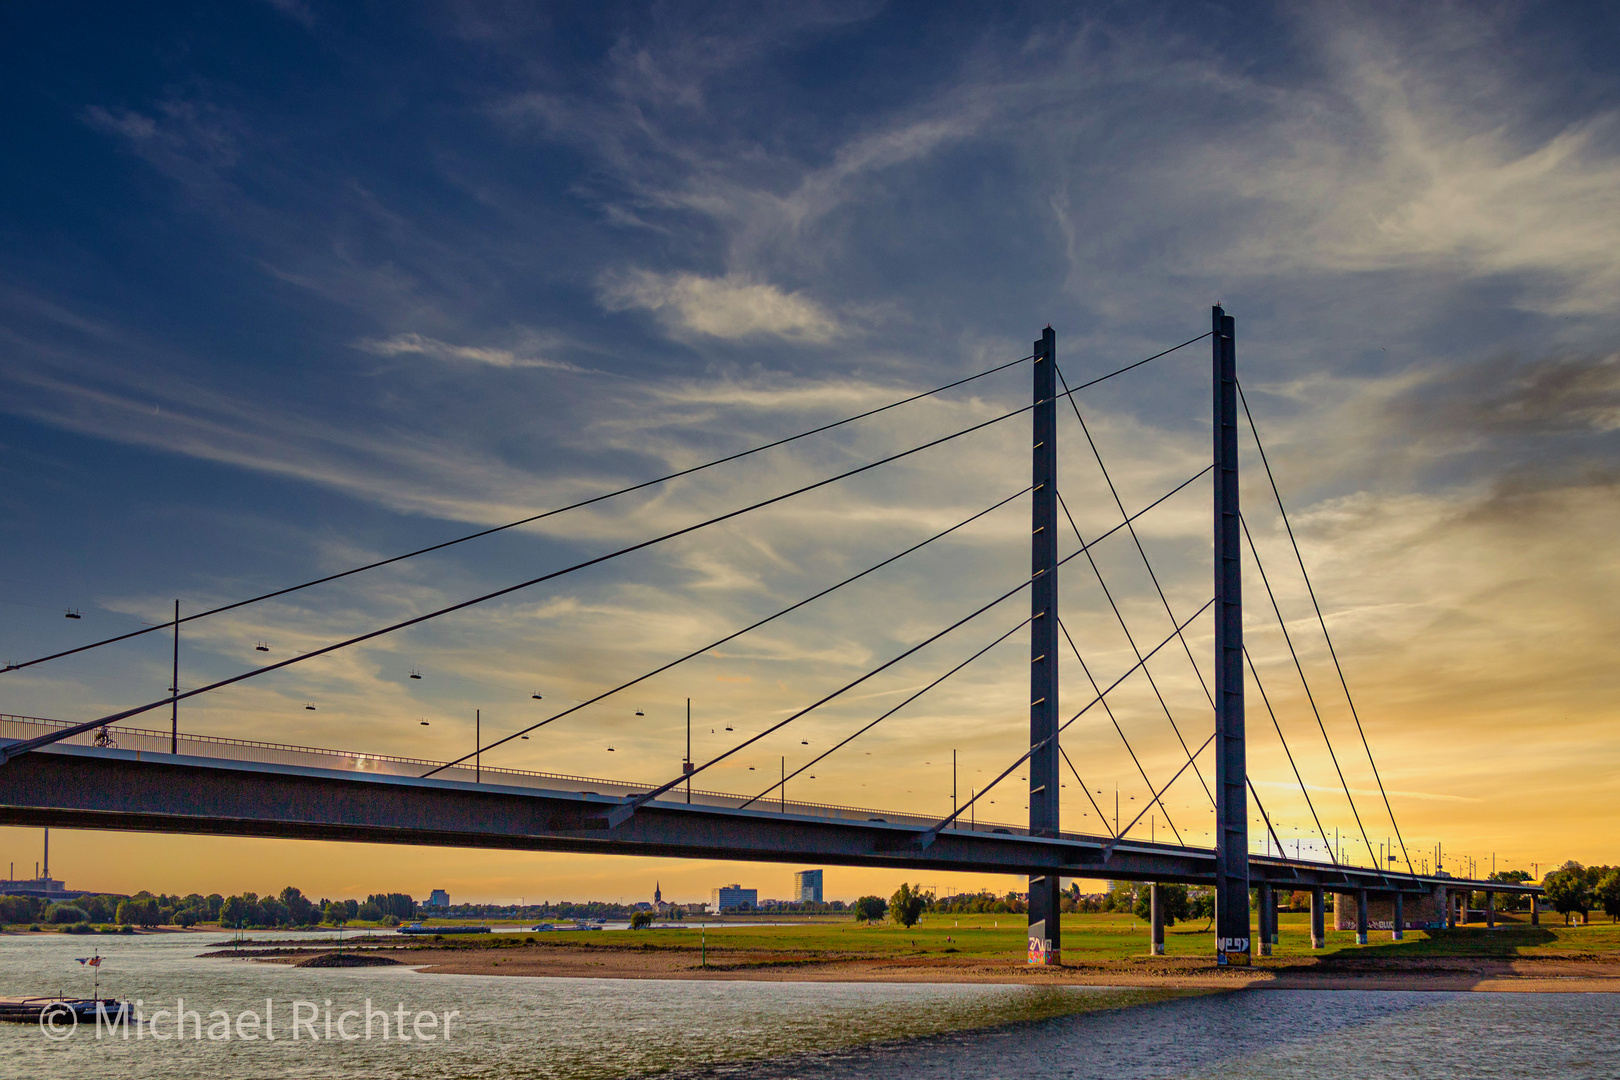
[629,911,655,930]
[47,904,89,924]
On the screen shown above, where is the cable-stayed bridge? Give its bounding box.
[0,307,1539,966]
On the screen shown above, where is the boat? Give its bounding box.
[397,922,490,935]
[0,996,129,1024]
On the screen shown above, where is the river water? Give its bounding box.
[1,930,1613,1079]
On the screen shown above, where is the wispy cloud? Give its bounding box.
[597,270,842,343]
[354,331,597,373]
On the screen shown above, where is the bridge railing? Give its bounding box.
[0,714,1037,836]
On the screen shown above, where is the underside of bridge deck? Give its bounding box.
[0,742,1537,902]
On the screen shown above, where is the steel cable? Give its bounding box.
[1237,379,1418,881]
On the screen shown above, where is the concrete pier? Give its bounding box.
[1310,887,1325,949]
[1258,882,1273,956]
[1442,887,1455,929]
[1149,884,1165,956]
[1393,891,1404,940]
[1531,898,1540,926]
[1356,888,1369,945]
[1486,891,1495,928]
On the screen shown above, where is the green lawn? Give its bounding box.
[401,911,1620,964]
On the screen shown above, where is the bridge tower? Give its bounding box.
[1212,305,1251,965]
[1028,325,1062,965]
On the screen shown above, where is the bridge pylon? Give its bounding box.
[1212,304,1251,965]
[1027,325,1062,966]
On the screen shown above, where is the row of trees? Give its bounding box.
[850,881,1223,930]
[1,888,418,930]
[1542,862,1620,921]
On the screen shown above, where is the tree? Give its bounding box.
[629,911,655,929]
[218,896,248,928]
[356,900,384,922]
[47,903,88,924]
[1131,884,1190,926]
[890,883,927,929]
[280,886,316,926]
[1189,889,1215,926]
[116,898,160,927]
[852,895,888,923]
[1596,869,1620,923]
[1544,861,1591,921]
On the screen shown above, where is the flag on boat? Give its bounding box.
[75,956,102,967]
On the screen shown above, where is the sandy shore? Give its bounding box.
[226,943,1620,993]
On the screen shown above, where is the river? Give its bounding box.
[1,931,1613,1078]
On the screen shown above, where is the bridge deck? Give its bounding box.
[0,716,1535,899]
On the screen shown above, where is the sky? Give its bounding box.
[2,1,1619,905]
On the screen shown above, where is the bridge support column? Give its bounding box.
[1486,891,1495,928]
[1531,897,1540,926]
[1356,888,1369,945]
[1392,891,1404,940]
[1026,325,1061,967]
[1258,881,1273,956]
[1211,305,1250,967]
[1310,887,1325,949]
[1150,884,1165,956]
[1440,887,1453,929]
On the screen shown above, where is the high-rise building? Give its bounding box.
[793,869,823,903]
[427,889,450,908]
[710,884,757,912]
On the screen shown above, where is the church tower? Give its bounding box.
[654,882,662,906]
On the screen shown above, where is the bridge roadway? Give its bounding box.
[0,716,1535,902]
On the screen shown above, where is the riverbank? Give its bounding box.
[206,913,1620,992]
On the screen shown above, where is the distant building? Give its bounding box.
[427,889,450,908]
[0,876,70,899]
[710,884,757,913]
[794,869,824,903]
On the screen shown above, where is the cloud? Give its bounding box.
[353,331,594,373]
[1392,351,1620,438]
[1203,17,1620,316]
[597,270,842,342]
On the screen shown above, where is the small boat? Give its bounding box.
[0,996,129,1024]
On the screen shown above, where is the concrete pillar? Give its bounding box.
[1310,887,1325,949]
[1149,884,1165,956]
[1393,891,1404,941]
[1258,882,1273,956]
[1531,897,1539,926]
[1486,891,1495,928]
[1442,887,1454,930]
[1356,888,1369,945]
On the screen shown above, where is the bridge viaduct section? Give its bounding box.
[0,741,1537,920]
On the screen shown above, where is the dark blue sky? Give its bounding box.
[3,1,1619,897]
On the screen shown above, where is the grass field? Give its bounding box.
[395,911,1620,964]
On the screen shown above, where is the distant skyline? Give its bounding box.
[3,2,1619,902]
